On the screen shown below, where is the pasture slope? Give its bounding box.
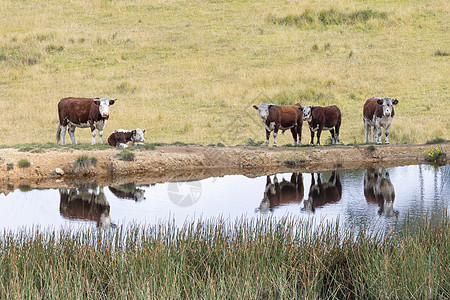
[0,143,448,191]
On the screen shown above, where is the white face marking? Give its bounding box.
[94,98,116,118]
[378,97,395,118]
[255,103,272,121]
[302,105,312,122]
[133,128,146,142]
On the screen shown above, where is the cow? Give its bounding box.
[300,105,341,146]
[364,169,398,217]
[253,103,303,147]
[303,171,342,212]
[363,97,398,144]
[256,173,304,213]
[109,183,146,202]
[59,185,113,228]
[107,128,146,148]
[56,97,117,145]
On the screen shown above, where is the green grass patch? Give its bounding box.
[18,158,31,168]
[117,150,135,161]
[268,8,388,29]
[74,155,97,169]
[244,138,265,147]
[426,138,446,144]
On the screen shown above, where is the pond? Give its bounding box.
[0,164,448,233]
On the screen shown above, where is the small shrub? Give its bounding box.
[424,146,445,163]
[18,159,31,168]
[7,163,14,171]
[245,138,264,146]
[434,50,449,57]
[74,155,97,169]
[117,150,135,161]
[426,138,446,144]
[367,145,376,152]
[45,45,64,53]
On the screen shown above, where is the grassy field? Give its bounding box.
[0,213,448,299]
[0,0,448,146]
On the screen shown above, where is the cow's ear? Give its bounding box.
[392,99,398,105]
[376,99,383,105]
[93,99,100,105]
[109,99,117,105]
[298,106,303,111]
[132,130,136,135]
[268,105,273,109]
[143,129,146,133]
[252,105,258,110]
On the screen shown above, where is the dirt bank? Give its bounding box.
[0,143,448,191]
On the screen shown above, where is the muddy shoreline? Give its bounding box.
[0,143,448,191]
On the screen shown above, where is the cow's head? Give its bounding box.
[376,97,398,118]
[132,128,146,143]
[253,103,273,121]
[301,105,313,122]
[93,98,117,118]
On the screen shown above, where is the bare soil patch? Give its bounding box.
[0,143,448,192]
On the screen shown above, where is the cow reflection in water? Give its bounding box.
[59,184,113,228]
[364,169,398,217]
[109,183,146,202]
[257,173,304,213]
[303,171,342,212]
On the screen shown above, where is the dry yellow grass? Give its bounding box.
[0,0,448,146]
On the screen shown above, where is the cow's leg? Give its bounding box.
[91,129,97,145]
[265,129,270,146]
[291,127,297,145]
[98,129,104,144]
[310,130,315,146]
[60,125,67,145]
[316,127,323,146]
[68,125,77,144]
[384,123,392,144]
[335,125,340,144]
[330,129,335,144]
[364,121,371,143]
[272,130,278,147]
[297,123,302,145]
[375,121,382,144]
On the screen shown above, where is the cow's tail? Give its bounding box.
[56,123,61,144]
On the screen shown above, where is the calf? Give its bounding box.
[303,171,342,212]
[300,105,341,146]
[363,97,398,144]
[364,169,397,217]
[256,173,304,213]
[253,103,303,147]
[108,128,146,148]
[56,97,117,145]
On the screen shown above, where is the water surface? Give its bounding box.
[0,164,448,233]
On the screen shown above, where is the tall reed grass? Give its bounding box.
[1,212,448,299]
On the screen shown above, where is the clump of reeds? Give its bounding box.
[0,211,448,299]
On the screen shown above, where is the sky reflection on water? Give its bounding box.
[0,164,448,233]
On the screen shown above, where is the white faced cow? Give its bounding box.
[253,103,303,147]
[363,97,398,144]
[108,128,146,148]
[300,105,341,146]
[303,171,342,212]
[56,97,117,145]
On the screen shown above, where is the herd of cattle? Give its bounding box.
[253,96,398,146]
[56,96,398,147]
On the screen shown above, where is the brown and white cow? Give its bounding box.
[56,97,117,145]
[108,128,146,148]
[364,169,397,217]
[300,105,341,146]
[303,171,342,212]
[253,103,303,147]
[59,185,113,228]
[256,173,304,213]
[363,97,398,144]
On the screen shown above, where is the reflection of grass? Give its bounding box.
[0,213,447,298]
